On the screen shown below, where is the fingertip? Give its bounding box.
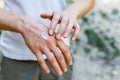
[64,68,68,72]
[56,34,61,39]
[43,65,50,74]
[72,31,79,41]
[59,71,63,76]
[49,30,54,35]
[69,61,73,66]
[40,12,53,19]
[72,37,76,41]
[40,14,46,18]
[63,32,68,38]
[46,70,50,74]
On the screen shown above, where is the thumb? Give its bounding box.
[40,12,53,20]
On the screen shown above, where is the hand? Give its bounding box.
[40,10,80,41]
[20,16,72,76]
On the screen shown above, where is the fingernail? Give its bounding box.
[64,68,67,72]
[59,71,62,76]
[69,61,73,65]
[72,38,75,41]
[64,32,68,37]
[56,34,61,39]
[47,70,50,74]
[49,30,53,35]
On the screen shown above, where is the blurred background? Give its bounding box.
[0,0,120,80]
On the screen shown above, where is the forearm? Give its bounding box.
[65,0,95,18]
[0,8,24,33]
[0,8,48,34]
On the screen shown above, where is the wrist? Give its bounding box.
[14,14,27,34]
[16,15,48,36]
[64,0,95,19]
[0,9,24,33]
[64,6,79,19]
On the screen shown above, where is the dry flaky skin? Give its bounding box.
[0,0,95,76]
[41,0,95,41]
[0,8,73,76]
[20,19,73,76]
[41,32,49,40]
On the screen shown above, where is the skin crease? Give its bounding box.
[0,0,95,76]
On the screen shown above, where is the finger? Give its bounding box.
[40,12,53,20]
[42,47,62,76]
[49,13,61,35]
[56,16,68,39]
[48,41,67,72]
[51,47,67,72]
[36,51,50,74]
[72,22,80,41]
[57,40,73,65]
[63,19,74,38]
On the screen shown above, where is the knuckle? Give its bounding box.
[38,59,44,65]
[62,16,68,23]
[56,54,63,60]
[58,28,65,34]
[58,29,64,34]
[49,57,55,63]
[58,32,64,35]
[39,44,46,49]
[68,56,72,62]
[75,32,79,36]
[53,12,58,15]
[69,19,74,23]
[54,12,60,16]
[74,34,78,38]
[53,17,59,21]
[39,42,47,49]
[49,27,54,30]
[46,39,53,45]
[35,45,40,51]
[63,47,69,55]
[63,19,68,24]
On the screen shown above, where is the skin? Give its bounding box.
[0,9,72,76]
[41,0,95,41]
[0,0,95,76]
